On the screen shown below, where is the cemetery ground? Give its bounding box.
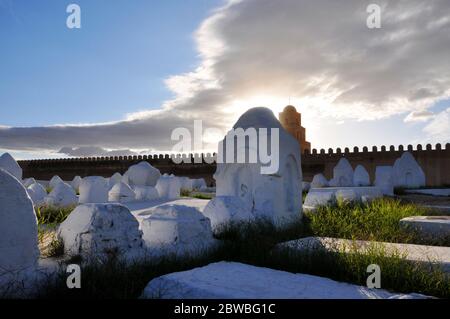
[33,197,450,299]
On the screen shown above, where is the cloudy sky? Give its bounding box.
[1,0,449,159]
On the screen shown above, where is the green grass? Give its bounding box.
[31,198,450,299]
[191,193,214,200]
[306,198,449,246]
[35,205,75,226]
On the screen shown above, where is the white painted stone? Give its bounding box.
[281,237,450,274]
[393,152,426,188]
[140,204,216,257]
[179,177,194,192]
[71,176,83,191]
[353,165,370,186]
[0,169,39,273]
[45,182,78,207]
[155,174,181,200]
[330,158,353,187]
[302,182,311,192]
[133,186,160,201]
[79,176,109,204]
[405,188,450,197]
[49,175,64,189]
[108,182,136,203]
[0,153,22,181]
[375,166,394,195]
[141,261,427,299]
[27,182,47,205]
[58,203,143,259]
[123,161,161,187]
[310,173,328,188]
[400,216,450,240]
[192,178,207,190]
[23,177,37,188]
[214,107,302,228]
[304,189,336,211]
[335,189,359,203]
[202,196,254,232]
[108,172,123,189]
[304,187,383,211]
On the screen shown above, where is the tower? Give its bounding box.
[279,105,311,153]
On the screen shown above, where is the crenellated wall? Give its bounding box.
[302,143,450,187]
[18,143,450,187]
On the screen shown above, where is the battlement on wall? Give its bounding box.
[17,142,449,187]
[18,153,218,165]
[17,143,450,165]
[304,143,450,156]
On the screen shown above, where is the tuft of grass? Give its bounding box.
[304,198,441,245]
[191,193,213,200]
[35,205,75,226]
[180,189,191,197]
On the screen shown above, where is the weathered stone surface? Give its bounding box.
[79,176,109,204]
[108,172,123,189]
[133,185,160,201]
[49,175,64,189]
[156,174,181,200]
[304,187,383,211]
[335,189,359,203]
[124,161,161,187]
[0,153,22,181]
[179,177,194,192]
[280,237,450,273]
[310,173,328,188]
[202,196,254,231]
[393,152,426,188]
[27,182,47,205]
[140,204,216,257]
[192,178,207,190]
[304,189,336,211]
[302,182,311,192]
[108,181,136,203]
[45,182,78,207]
[0,169,39,273]
[71,176,83,191]
[23,177,37,188]
[375,166,394,196]
[214,107,302,228]
[58,203,143,259]
[329,158,354,187]
[141,262,427,299]
[353,165,370,186]
[400,216,450,240]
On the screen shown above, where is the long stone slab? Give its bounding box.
[141,261,427,299]
[280,237,450,273]
[304,187,383,212]
[405,189,450,197]
[400,216,450,240]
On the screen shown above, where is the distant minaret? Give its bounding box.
[279,105,311,153]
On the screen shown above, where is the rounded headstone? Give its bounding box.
[141,204,216,257]
[0,153,23,181]
[79,176,109,204]
[123,161,161,187]
[0,169,39,272]
[45,182,78,207]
